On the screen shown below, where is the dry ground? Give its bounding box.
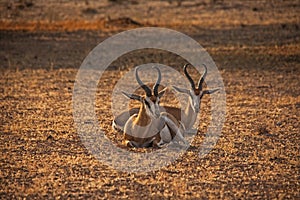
[0,0,299,199]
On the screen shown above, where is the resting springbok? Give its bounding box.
[121,66,187,148]
[113,64,218,135]
[168,63,219,132]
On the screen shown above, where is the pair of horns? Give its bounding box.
[184,63,207,90]
[135,64,206,96]
[135,66,161,97]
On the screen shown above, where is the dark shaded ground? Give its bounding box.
[0,0,299,199]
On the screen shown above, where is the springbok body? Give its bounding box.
[113,64,218,134]
[121,66,187,148]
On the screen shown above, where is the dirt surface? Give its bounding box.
[0,0,299,199]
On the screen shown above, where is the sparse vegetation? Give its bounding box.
[0,0,299,199]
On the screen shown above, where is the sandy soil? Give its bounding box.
[0,0,299,199]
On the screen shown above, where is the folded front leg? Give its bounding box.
[160,112,189,146]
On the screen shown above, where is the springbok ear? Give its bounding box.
[172,85,190,94]
[122,91,143,102]
[203,88,219,95]
[157,87,168,98]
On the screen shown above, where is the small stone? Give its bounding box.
[276,121,282,126]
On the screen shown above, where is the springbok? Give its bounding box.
[113,64,218,135]
[168,63,219,132]
[121,66,187,148]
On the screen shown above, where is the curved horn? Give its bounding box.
[198,64,207,90]
[183,64,195,90]
[153,66,161,97]
[135,66,152,97]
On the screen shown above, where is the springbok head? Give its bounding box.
[122,66,167,119]
[173,64,219,113]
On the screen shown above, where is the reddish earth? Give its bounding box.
[0,0,299,199]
